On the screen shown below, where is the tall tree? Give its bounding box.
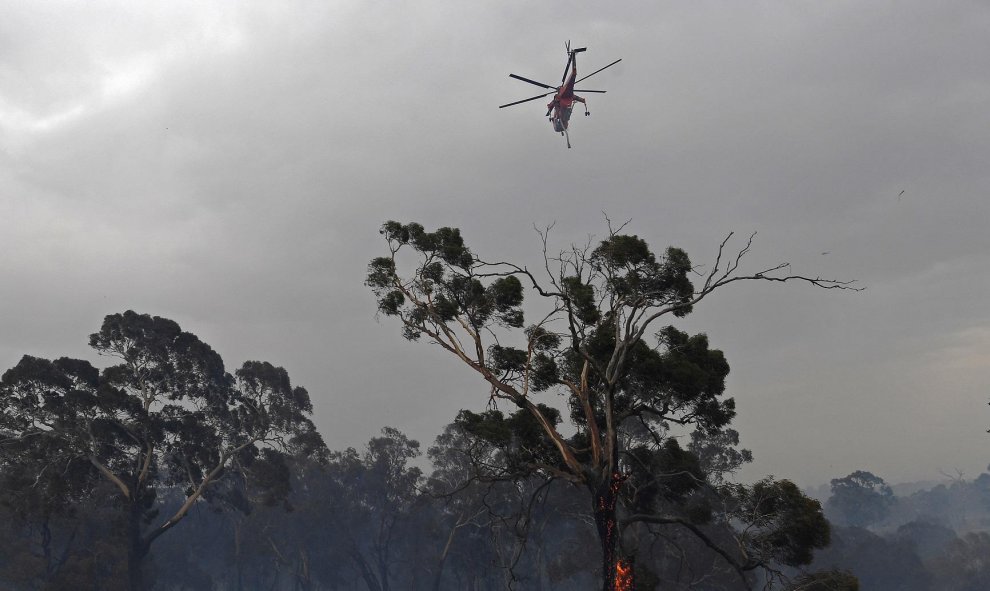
[0,311,325,590]
[367,221,854,590]
[827,471,895,528]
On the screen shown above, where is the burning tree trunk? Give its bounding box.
[594,472,628,591]
[615,559,635,591]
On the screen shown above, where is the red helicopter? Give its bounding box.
[499,42,621,148]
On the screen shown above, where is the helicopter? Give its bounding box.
[499,42,621,148]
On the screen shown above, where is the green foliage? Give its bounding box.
[526,325,561,351]
[489,275,524,310]
[456,405,563,476]
[367,222,527,337]
[625,438,705,514]
[561,276,600,324]
[687,428,753,483]
[454,409,512,447]
[592,234,656,269]
[530,353,559,391]
[656,327,733,433]
[489,345,528,372]
[367,257,397,289]
[564,322,734,435]
[380,220,474,268]
[726,478,831,567]
[590,236,695,316]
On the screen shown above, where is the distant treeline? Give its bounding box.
[804,469,990,590]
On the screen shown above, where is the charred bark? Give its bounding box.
[593,472,626,591]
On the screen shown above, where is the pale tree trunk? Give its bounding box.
[432,527,456,591]
[296,547,312,591]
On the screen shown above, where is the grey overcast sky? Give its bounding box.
[2,1,988,487]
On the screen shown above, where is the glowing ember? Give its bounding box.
[615,559,634,591]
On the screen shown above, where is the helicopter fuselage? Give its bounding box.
[499,43,619,147]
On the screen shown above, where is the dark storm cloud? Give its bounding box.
[1,0,988,486]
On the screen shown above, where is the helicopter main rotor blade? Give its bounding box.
[574,58,622,84]
[499,91,554,109]
[509,74,555,90]
[573,89,607,93]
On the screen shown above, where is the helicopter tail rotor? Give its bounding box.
[560,42,588,83]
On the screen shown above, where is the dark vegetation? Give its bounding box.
[0,224,984,590]
[802,470,990,591]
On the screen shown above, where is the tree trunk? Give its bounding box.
[234,520,244,591]
[297,547,312,591]
[126,541,146,590]
[432,553,449,591]
[593,472,630,591]
[349,545,383,591]
[127,500,147,591]
[432,516,462,591]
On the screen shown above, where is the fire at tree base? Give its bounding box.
[616,558,634,591]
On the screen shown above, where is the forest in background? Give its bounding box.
[4,416,990,590]
[2,224,986,591]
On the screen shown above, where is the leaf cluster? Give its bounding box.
[591,236,695,316]
[455,406,563,477]
[623,438,708,520]
[723,478,831,567]
[368,222,526,339]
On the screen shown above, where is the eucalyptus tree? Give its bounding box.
[367,221,855,591]
[320,427,425,591]
[0,311,326,590]
[826,470,895,528]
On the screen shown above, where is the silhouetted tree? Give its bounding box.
[827,471,895,528]
[0,311,326,590]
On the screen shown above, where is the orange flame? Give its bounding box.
[615,559,634,591]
